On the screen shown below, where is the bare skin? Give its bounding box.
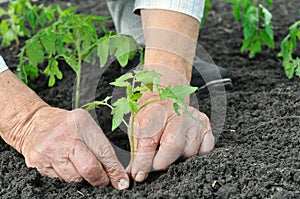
[0,9,215,188]
[127,10,215,182]
[0,70,129,190]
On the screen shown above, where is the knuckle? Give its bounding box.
[98,144,115,159]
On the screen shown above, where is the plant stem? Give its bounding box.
[130,113,135,162]
[74,35,82,109]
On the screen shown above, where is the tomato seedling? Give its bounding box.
[278,20,300,78]
[0,0,58,46]
[18,9,142,108]
[82,70,203,160]
[226,0,274,58]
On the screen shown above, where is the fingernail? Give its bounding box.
[118,179,129,190]
[135,171,146,182]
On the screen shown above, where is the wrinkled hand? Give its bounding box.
[127,94,215,182]
[21,107,129,189]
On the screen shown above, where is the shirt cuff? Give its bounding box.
[134,0,205,22]
[0,55,9,74]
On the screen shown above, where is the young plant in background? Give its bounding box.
[226,0,274,58]
[278,20,300,78]
[82,70,200,160]
[200,0,212,28]
[0,0,57,46]
[18,11,142,108]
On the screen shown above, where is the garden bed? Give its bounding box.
[0,0,300,198]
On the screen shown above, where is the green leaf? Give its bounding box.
[27,9,38,30]
[259,4,272,25]
[23,64,39,79]
[97,35,110,67]
[242,4,259,40]
[25,38,44,67]
[126,84,133,97]
[133,86,148,93]
[130,93,142,101]
[264,0,273,8]
[111,97,131,131]
[40,31,56,54]
[43,59,63,87]
[110,73,133,87]
[62,55,79,73]
[259,29,274,48]
[173,102,180,116]
[135,70,161,85]
[160,85,198,101]
[233,0,242,21]
[129,100,139,113]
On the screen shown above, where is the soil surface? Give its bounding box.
[1,0,300,198]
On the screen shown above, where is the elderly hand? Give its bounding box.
[127,93,215,182]
[0,70,129,190]
[21,107,129,189]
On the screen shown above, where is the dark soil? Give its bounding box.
[1,0,300,198]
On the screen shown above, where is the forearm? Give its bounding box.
[0,70,49,153]
[141,9,200,85]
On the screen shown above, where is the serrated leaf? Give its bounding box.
[242,5,259,40]
[25,38,44,67]
[135,70,161,84]
[161,85,198,101]
[110,73,133,87]
[97,36,110,67]
[63,55,79,73]
[133,86,148,93]
[23,64,39,79]
[111,97,131,131]
[294,58,300,77]
[130,93,142,101]
[259,4,272,25]
[40,31,56,54]
[39,11,47,27]
[259,29,274,48]
[27,9,38,30]
[44,59,63,87]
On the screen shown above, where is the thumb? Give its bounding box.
[130,103,167,182]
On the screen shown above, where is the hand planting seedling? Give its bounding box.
[82,70,204,160]
[0,0,58,46]
[226,0,274,58]
[278,20,300,78]
[18,9,143,108]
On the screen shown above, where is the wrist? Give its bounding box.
[0,70,50,153]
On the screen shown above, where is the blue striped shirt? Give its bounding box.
[134,0,205,22]
[0,56,8,74]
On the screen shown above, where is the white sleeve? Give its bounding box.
[134,0,205,22]
[0,55,9,74]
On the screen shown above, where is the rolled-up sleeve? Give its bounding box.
[0,56,8,74]
[134,0,205,22]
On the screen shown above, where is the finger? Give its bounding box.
[52,158,83,183]
[130,104,167,182]
[24,150,61,180]
[152,116,186,170]
[181,107,213,158]
[37,167,60,179]
[69,142,109,187]
[70,109,130,190]
[199,129,215,154]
